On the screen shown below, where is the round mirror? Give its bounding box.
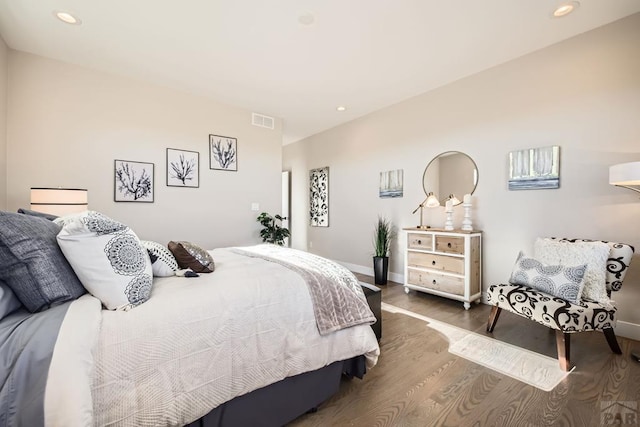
[422,151,478,206]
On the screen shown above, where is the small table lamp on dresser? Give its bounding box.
[609,161,640,362]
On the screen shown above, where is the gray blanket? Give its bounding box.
[0,303,70,427]
[233,245,376,335]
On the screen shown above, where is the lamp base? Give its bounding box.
[416,225,431,230]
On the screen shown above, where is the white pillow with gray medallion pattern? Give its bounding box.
[509,251,587,304]
[141,240,178,277]
[55,211,153,310]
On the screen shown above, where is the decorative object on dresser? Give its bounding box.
[114,160,154,202]
[309,166,329,227]
[444,199,454,231]
[610,161,640,194]
[209,134,238,171]
[486,238,634,371]
[461,193,473,231]
[257,211,290,246]
[166,148,199,188]
[29,187,88,216]
[373,216,394,285]
[508,145,560,190]
[403,228,482,310]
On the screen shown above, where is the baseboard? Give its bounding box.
[336,260,404,285]
[614,321,640,341]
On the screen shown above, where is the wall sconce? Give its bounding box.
[30,187,88,216]
[412,192,440,229]
[609,162,640,194]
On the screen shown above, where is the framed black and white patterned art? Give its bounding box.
[114,160,154,202]
[309,166,329,227]
[209,134,238,171]
[167,148,199,188]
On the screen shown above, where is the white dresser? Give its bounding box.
[403,228,482,310]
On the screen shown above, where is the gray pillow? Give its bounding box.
[17,208,58,221]
[509,251,587,304]
[0,211,86,312]
[0,281,22,320]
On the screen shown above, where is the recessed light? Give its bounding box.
[54,11,82,25]
[298,12,315,26]
[336,106,347,112]
[552,2,579,18]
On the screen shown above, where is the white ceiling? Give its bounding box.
[1,1,639,145]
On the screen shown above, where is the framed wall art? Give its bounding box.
[310,166,329,227]
[114,160,154,202]
[167,148,199,188]
[209,134,238,171]
[508,145,560,190]
[380,169,403,198]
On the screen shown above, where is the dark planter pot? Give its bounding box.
[373,256,389,285]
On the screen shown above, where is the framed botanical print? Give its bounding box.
[167,148,199,188]
[209,134,238,171]
[114,160,154,202]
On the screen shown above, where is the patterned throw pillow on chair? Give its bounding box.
[509,251,587,304]
[534,238,611,308]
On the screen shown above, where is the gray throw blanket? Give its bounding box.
[0,302,71,427]
[233,245,375,335]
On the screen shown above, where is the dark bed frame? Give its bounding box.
[186,356,367,427]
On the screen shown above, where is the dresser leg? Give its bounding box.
[463,302,470,310]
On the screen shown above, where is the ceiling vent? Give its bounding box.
[252,113,275,130]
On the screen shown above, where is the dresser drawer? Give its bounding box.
[407,233,432,250]
[407,269,464,296]
[407,251,464,275]
[435,235,464,255]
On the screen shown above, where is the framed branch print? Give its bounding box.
[209,134,238,171]
[167,148,199,187]
[114,160,154,202]
[309,166,329,227]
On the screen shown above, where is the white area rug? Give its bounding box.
[382,303,572,392]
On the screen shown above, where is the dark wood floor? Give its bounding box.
[289,276,640,427]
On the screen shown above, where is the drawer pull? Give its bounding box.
[432,279,437,285]
[417,240,422,244]
[431,260,436,265]
[447,243,452,248]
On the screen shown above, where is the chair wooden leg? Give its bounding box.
[603,327,622,354]
[555,330,571,371]
[486,306,502,332]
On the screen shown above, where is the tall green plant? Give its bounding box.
[373,216,394,257]
[257,212,290,246]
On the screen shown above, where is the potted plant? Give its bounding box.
[257,212,291,246]
[373,216,394,285]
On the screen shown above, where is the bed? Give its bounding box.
[0,210,380,427]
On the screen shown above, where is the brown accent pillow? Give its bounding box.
[167,241,215,273]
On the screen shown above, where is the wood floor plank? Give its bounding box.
[290,278,640,427]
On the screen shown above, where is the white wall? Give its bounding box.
[0,37,7,210]
[283,14,640,331]
[6,51,283,248]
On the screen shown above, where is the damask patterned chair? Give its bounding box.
[486,238,635,371]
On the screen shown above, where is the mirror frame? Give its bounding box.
[422,151,478,206]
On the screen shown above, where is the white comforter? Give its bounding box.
[45,248,380,426]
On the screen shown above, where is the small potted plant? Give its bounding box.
[257,212,290,246]
[373,216,394,285]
